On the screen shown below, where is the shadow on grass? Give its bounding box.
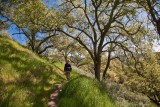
[0,36,65,107]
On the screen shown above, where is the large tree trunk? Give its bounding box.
[94,57,101,81]
[94,63,101,81]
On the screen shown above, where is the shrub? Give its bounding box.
[124,50,160,106]
[58,76,117,107]
[104,79,152,107]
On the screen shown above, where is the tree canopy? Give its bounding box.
[56,0,145,80]
[1,0,160,106]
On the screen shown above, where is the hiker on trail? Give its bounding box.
[64,60,72,81]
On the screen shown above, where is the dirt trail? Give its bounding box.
[48,66,93,107]
[48,83,64,107]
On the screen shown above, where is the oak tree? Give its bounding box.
[57,0,142,81]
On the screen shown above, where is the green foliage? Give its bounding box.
[1,0,68,54]
[50,35,79,61]
[57,0,145,81]
[123,48,160,106]
[0,36,65,107]
[104,79,152,107]
[13,0,63,30]
[58,76,117,107]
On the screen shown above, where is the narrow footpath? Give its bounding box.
[48,83,63,107]
[48,66,94,107]
[48,63,65,107]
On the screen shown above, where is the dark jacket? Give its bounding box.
[64,63,72,71]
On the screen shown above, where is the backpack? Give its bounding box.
[64,63,72,71]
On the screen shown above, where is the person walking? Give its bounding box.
[64,60,72,81]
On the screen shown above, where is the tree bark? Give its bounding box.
[94,56,101,81]
[64,55,68,62]
[102,51,111,79]
[94,63,101,81]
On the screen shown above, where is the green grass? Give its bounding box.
[58,75,117,107]
[0,36,65,107]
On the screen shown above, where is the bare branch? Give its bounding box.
[66,24,94,42]
[38,45,54,54]
[116,20,142,35]
[57,29,94,60]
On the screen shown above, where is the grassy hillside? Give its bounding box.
[58,76,117,107]
[0,36,114,107]
[0,36,65,107]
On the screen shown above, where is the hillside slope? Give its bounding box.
[0,36,65,107]
[58,76,117,107]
